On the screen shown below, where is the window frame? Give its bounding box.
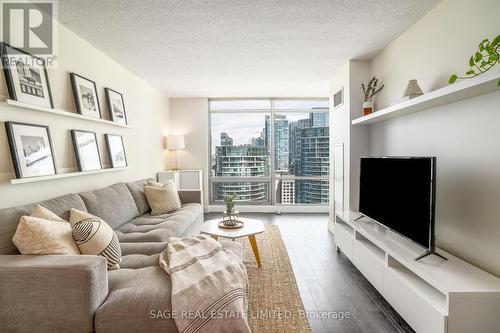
[208,98,329,206]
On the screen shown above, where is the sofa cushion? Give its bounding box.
[39,193,87,221]
[95,266,177,333]
[0,204,35,255]
[115,204,203,244]
[120,253,161,269]
[79,183,139,229]
[125,179,152,215]
[120,242,168,256]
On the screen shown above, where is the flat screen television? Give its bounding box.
[359,157,444,260]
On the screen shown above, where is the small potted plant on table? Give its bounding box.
[222,194,240,227]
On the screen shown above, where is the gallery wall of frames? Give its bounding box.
[0,42,130,182]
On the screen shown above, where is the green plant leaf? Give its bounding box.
[475,52,483,62]
[490,53,499,62]
[466,70,475,75]
[449,74,458,84]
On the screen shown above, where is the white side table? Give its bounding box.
[157,170,202,190]
[201,217,265,267]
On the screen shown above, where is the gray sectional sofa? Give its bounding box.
[0,178,232,332]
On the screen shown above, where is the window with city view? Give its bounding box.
[209,99,330,206]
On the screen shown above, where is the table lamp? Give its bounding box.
[166,135,185,170]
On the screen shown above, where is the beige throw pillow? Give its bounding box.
[70,208,122,270]
[147,180,166,188]
[13,205,80,255]
[144,180,182,215]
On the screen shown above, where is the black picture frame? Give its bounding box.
[105,134,128,168]
[5,121,57,179]
[70,72,102,119]
[104,88,128,125]
[71,130,102,172]
[0,42,54,108]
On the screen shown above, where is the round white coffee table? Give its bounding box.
[201,217,265,267]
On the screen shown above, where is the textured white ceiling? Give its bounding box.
[58,0,440,97]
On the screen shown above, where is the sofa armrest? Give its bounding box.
[178,190,202,204]
[0,255,108,333]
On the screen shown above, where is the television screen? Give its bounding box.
[359,157,436,250]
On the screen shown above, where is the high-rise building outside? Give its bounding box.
[214,145,268,202]
[212,110,329,205]
[310,111,329,127]
[288,118,311,175]
[293,126,329,204]
[276,179,295,204]
[220,132,233,146]
[251,131,265,146]
[264,115,290,171]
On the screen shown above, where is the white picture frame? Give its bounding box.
[105,134,127,168]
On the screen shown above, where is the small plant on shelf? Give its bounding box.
[449,34,500,87]
[361,76,384,116]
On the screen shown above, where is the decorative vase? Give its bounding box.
[223,210,239,226]
[403,79,423,99]
[363,101,374,116]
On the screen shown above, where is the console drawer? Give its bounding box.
[352,240,384,292]
[384,266,447,333]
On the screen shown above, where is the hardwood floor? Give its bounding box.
[205,212,414,333]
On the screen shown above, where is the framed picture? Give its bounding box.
[105,88,127,125]
[71,130,102,172]
[70,73,101,119]
[5,122,57,178]
[0,43,53,108]
[105,134,127,168]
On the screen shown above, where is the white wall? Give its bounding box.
[0,23,170,209]
[169,98,209,205]
[368,0,500,276]
[371,0,500,109]
[330,61,371,219]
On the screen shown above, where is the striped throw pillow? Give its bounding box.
[69,208,122,270]
[144,180,182,215]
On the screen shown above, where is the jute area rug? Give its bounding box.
[240,225,312,333]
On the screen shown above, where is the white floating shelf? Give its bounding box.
[352,71,500,125]
[10,167,131,185]
[2,99,133,129]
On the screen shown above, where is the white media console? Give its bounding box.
[335,211,500,333]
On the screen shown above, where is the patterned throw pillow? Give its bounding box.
[144,180,182,216]
[13,205,80,255]
[69,208,122,270]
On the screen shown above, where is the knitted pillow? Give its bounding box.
[69,208,121,270]
[144,180,181,215]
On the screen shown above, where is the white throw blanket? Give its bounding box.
[159,234,251,333]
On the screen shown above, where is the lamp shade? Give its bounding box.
[166,135,185,150]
